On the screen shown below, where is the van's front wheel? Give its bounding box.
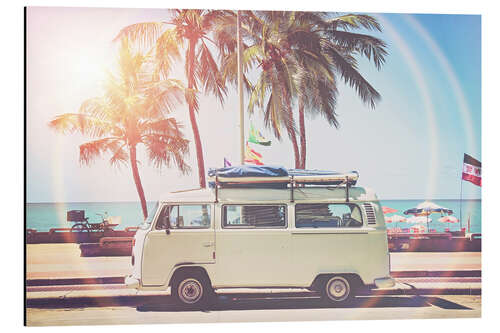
[172,272,212,308]
[322,275,354,305]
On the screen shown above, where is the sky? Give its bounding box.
[26,7,481,202]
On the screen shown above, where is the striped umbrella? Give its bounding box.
[404,201,453,230]
[403,201,453,216]
[438,215,460,223]
[406,216,430,224]
[382,206,398,214]
[385,214,407,223]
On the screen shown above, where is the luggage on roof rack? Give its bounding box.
[207,165,358,188]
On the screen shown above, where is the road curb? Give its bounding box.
[26,276,123,286]
[366,288,481,296]
[391,270,481,278]
[25,287,481,309]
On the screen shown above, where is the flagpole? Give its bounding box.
[237,10,245,165]
[459,154,465,232]
[459,177,463,231]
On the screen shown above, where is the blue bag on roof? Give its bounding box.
[207,165,358,188]
[207,165,289,188]
[208,165,289,178]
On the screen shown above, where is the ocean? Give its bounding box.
[25,199,481,234]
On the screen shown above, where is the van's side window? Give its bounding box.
[156,205,211,229]
[223,205,286,228]
[295,203,363,228]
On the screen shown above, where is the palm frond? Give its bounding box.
[221,43,260,87]
[184,87,200,113]
[155,28,182,77]
[263,92,282,140]
[325,44,380,109]
[247,74,267,114]
[114,22,166,50]
[79,137,121,165]
[328,31,387,69]
[327,14,382,32]
[144,79,185,117]
[142,132,190,174]
[198,41,227,104]
[78,97,109,120]
[108,142,129,168]
[48,113,113,138]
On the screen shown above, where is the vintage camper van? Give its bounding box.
[125,166,394,306]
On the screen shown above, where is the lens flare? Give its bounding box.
[404,15,478,156]
[375,14,440,199]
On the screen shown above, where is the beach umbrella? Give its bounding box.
[403,201,453,217]
[404,201,453,230]
[382,206,398,214]
[438,216,459,223]
[385,214,408,232]
[410,224,427,234]
[388,227,402,234]
[385,214,407,223]
[406,216,430,224]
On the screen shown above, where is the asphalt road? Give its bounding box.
[26,294,481,326]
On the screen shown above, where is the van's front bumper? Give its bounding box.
[125,275,140,289]
[374,277,396,289]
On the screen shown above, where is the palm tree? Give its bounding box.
[48,39,190,219]
[295,13,387,168]
[217,11,302,167]
[115,9,229,188]
[218,11,387,169]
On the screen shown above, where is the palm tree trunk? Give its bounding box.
[188,103,206,188]
[129,144,148,220]
[283,92,301,169]
[187,38,206,188]
[289,124,301,169]
[298,98,306,169]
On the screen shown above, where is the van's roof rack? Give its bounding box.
[207,165,359,203]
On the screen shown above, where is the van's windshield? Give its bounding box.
[139,201,159,229]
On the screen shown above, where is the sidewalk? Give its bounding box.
[26,244,482,279]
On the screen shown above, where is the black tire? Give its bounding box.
[71,223,89,243]
[71,223,89,233]
[171,271,213,308]
[321,275,355,305]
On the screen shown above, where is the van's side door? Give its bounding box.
[214,204,292,287]
[141,203,215,286]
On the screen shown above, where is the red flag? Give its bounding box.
[462,154,481,186]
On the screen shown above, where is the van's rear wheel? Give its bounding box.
[321,275,354,305]
[171,272,212,308]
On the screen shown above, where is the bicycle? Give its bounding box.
[69,211,115,233]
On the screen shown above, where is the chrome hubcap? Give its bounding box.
[178,278,203,304]
[327,277,350,301]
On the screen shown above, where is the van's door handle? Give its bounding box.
[202,241,214,247]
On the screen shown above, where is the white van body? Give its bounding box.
[126,185,395,304]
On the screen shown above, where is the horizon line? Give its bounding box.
[25,198,482,204]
